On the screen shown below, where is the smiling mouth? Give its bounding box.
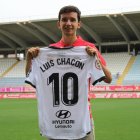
[64,28,73,31]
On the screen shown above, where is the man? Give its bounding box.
[25,5,112,140]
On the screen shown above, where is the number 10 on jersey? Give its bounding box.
[47,72,79,107]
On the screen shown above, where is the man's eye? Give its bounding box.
[70,18,76,22]
[61,18,77,22]
[61,18,67,22]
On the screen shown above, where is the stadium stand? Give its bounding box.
[0,58,17,76]
[123,55,140,85]
[96,52,131,85]
[5,59,25,77]
[0,59,26,87]
[102,52,131,75]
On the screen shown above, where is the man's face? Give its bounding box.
[57,12,81,36]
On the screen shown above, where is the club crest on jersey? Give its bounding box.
[56,110,71,119]
[95,60,102,70]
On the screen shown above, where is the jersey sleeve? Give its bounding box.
[90,56,106,85]
[25,59,36,88]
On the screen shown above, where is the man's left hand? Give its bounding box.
[85,46,97,56]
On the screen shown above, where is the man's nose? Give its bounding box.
[66,19,72,25]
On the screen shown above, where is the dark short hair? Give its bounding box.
[58,5,81,22]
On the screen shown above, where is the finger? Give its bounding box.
[30,48,39,57]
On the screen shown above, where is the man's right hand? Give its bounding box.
[25,47,40,76]
[26,47,40,60]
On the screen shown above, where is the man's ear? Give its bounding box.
[77,21,81,29]
[57,21,61,29]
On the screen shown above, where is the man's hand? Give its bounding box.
[85,46,97,56]
[26,47,40,60]
[25,47,40,76]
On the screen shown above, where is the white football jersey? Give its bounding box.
[25,46,105,139]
